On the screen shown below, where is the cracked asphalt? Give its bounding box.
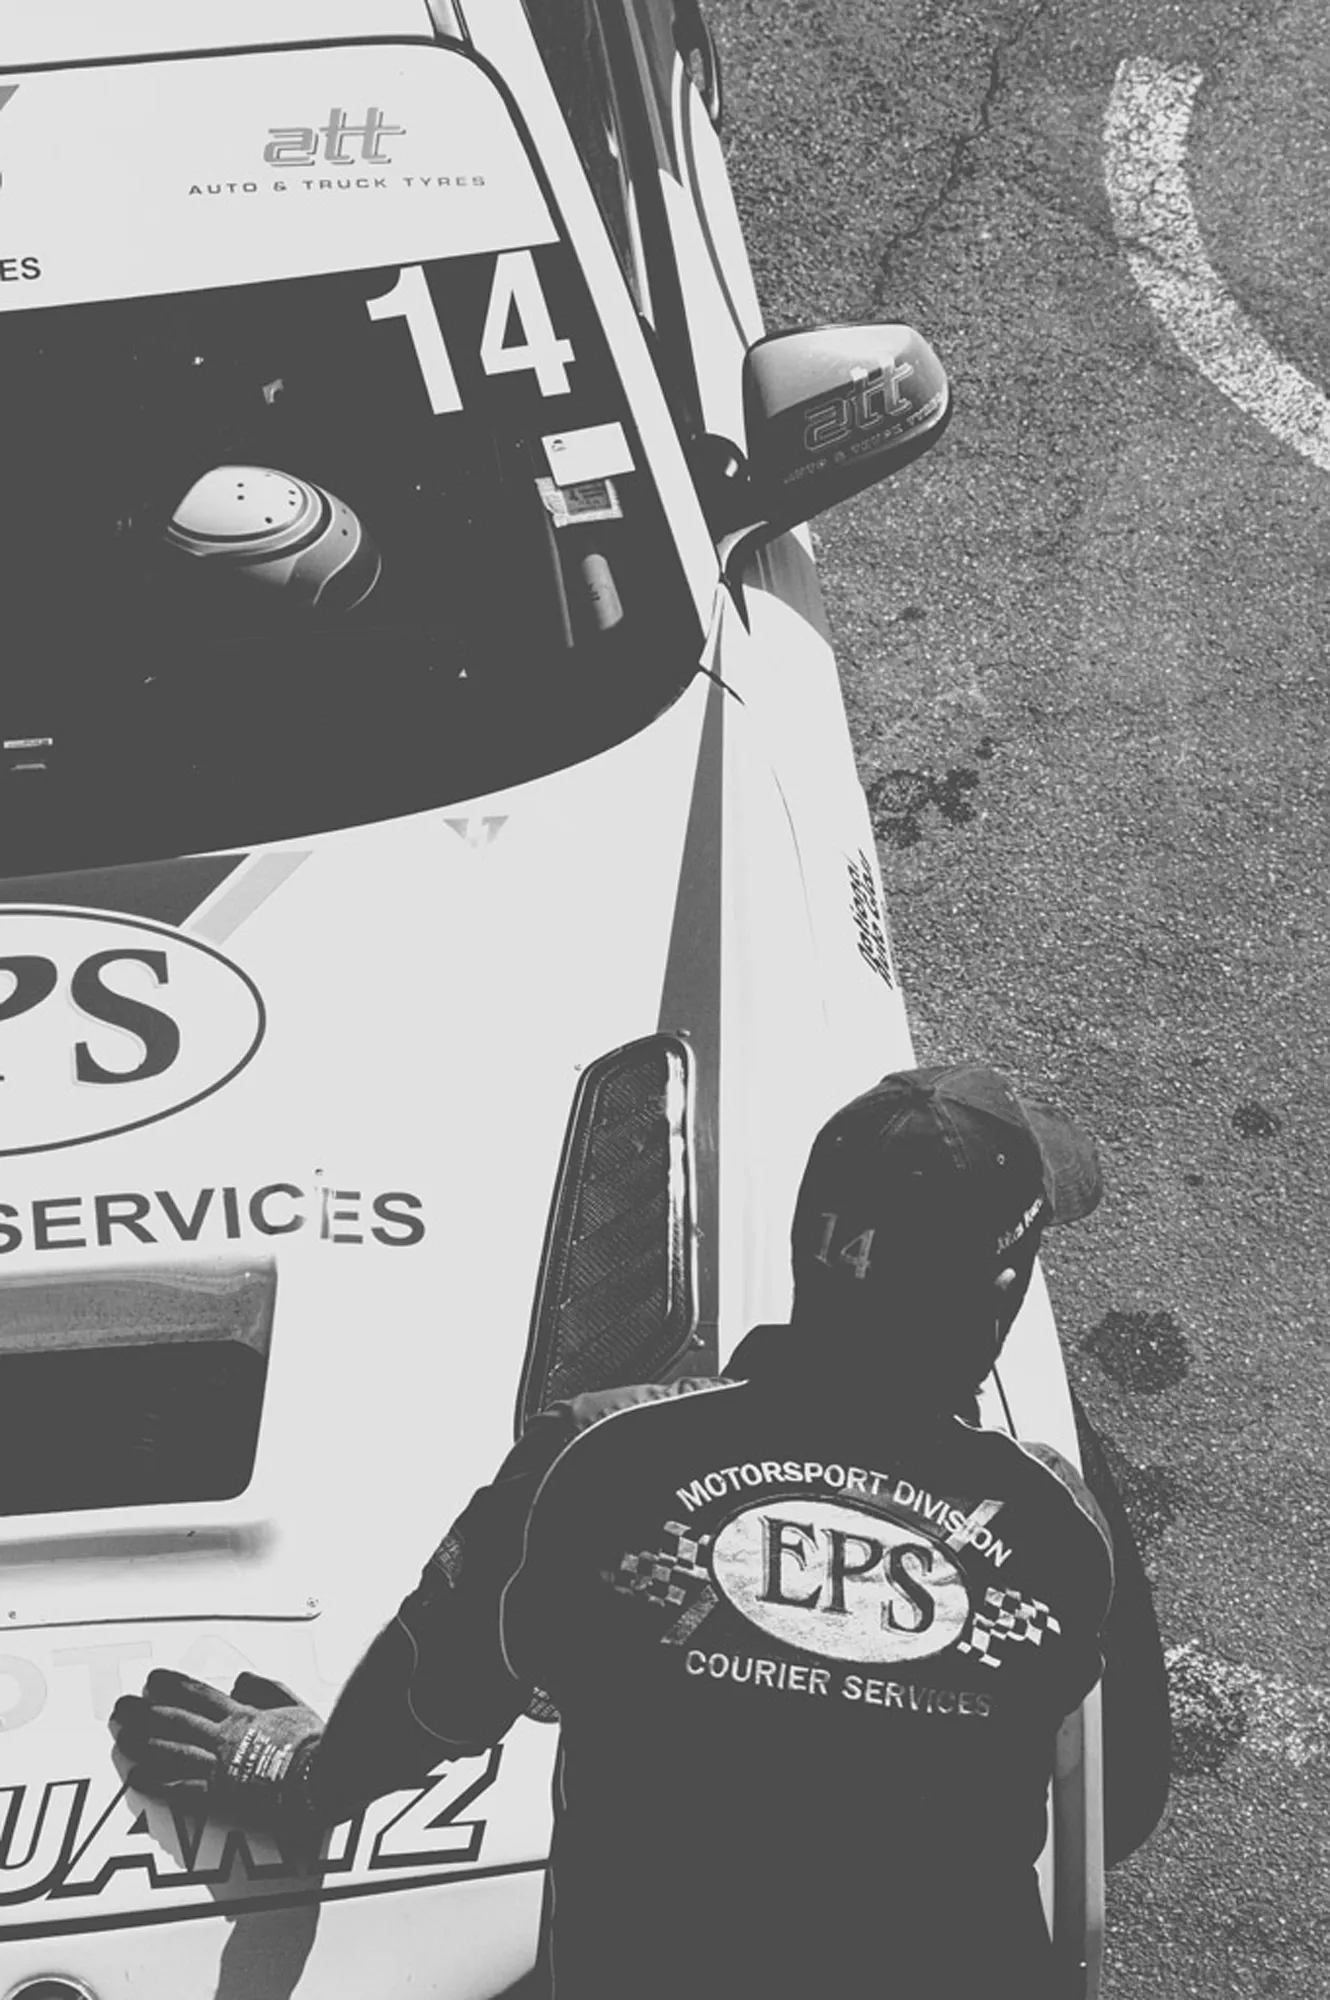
[711,0,1330,1992]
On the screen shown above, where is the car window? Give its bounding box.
[521,0,651,317]
[0,44,701,875]
[528,0,713,446]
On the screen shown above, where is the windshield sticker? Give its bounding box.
[0,49,555,315]
[368,250,575,416]
[0,910,263,1158]
[543,423,635,486]
[262,106,405,169]
[536,477,624,527]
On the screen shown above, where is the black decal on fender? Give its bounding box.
[72,951,180,1084]
[369,1749,501,1869]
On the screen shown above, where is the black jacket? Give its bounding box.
[313,1326,1124,1998]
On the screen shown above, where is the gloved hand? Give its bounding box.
[110,1670,324,1829]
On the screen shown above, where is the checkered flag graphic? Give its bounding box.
[957,1587,1062,1670]
[604,1521,713,1609]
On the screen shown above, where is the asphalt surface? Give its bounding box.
[708,0,1330,1993]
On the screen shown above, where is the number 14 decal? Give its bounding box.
[367,250,575,413]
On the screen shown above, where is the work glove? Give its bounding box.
[110,1669,325,1830]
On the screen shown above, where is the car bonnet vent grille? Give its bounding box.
[519,1036,696,1426]
[0,1261,275,1516]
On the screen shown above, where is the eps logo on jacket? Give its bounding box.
[609,1497,982,1668]
[712,1500,969,1663]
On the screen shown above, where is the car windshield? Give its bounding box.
[0,43,702,875]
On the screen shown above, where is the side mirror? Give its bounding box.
[742,323,951,528]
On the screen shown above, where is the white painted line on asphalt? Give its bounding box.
[1167,1640,1330,1769]
[1103,57,1330,473]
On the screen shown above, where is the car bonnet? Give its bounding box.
[0,667,716,1936]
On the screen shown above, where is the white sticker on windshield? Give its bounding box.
[535,476,623,526]
[542,423,634,488]
[0,47,555,314]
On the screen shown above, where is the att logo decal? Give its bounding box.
[802,360,914,453]
[264,108,405,168]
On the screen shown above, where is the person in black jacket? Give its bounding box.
[113,1062,1168,1999]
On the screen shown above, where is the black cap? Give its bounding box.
[791,1062,1102,1294]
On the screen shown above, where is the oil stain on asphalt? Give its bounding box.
[1164,1643,1330,1779]
[1232,1100,1283,1138]
[867,740,997,849]
[1166,1644,1251,1776]
[1083,1308,1191,1392]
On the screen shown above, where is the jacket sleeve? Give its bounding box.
[302,1409,576,1825]
[1014,1435,1117,1721]
[1067,1390,1172,1865]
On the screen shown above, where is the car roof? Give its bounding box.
[0,0,453,68]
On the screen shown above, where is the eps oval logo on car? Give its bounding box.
[710,1498,971,1664]
[0,908,265,1157]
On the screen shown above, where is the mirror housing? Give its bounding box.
[742,323,951,528]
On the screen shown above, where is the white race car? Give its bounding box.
[0,3,1109,1995]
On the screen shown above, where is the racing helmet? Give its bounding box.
[164,465,381,612]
